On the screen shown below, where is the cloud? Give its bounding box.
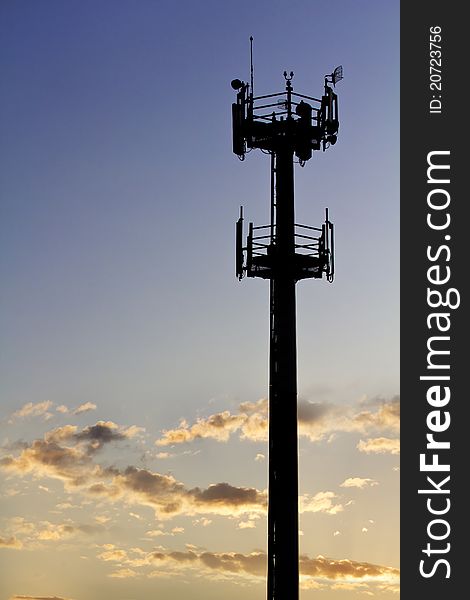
[10,401,54,422]
[0,535,23,549]
[96,544,399,591]
[155,399,268,447]
[300,491,344,515]
[298,395,400,443]
[172,527,184,534]
[0,421,350,523]
[9,597,74,600]
[238,520,256,529]
[73,421,143,450]
[154,396,400,447]
[98,548,129,562]
[145,529,170,537]
[357,437,400,455]
[35,523,77,541]
[192,518,212,527]
[340,477,379,489]
[6,400,98,424]
[40,420,144,456]
[351,396,400,431]
[73,402,97,415]
[95,515,111,525]
[106,467,267,519]
[0,425,267,520]
[3,517,102,547]
[108,568,138,578]
[299,553,399,584]
[0,439,96,486]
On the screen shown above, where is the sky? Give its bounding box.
[0,1,399,599]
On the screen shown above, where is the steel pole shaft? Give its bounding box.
[267,144,299,600]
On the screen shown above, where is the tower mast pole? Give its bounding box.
[268,134,299,600]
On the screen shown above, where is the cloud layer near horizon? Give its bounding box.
[93,543,399,592]
[9,596,73,600]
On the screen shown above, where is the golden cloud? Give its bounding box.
[98,548,129,562]
[73,402,97,415]
[108,568,138,578]
[340,477,379,489]
[0,425,269,520]
[3,517,102,548]
[0,420,351,522]
[1,421,146,489]
[299,553,399,582]
[299,491,344,515]
[0,535,23,549]
[96,544,399,591]
[154,396,400,447]
[0,440,95,486]
[299,395,399,442]
[9,597,73,600]
[107,467,267,519]
[45,421,143,451]
[357,437,400,455]
[155,399,268,446]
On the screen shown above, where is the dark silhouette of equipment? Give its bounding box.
[231,39,341,600]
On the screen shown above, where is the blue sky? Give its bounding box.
[0,2,399,599]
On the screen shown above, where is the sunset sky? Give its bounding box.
[0,1,399,599]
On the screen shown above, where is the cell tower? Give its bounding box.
[231,38,342,600]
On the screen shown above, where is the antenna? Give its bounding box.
[326,65,343,86]
[236,206,244,280]
[250,36,254,99]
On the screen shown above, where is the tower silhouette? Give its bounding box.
[231,41,342,600]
